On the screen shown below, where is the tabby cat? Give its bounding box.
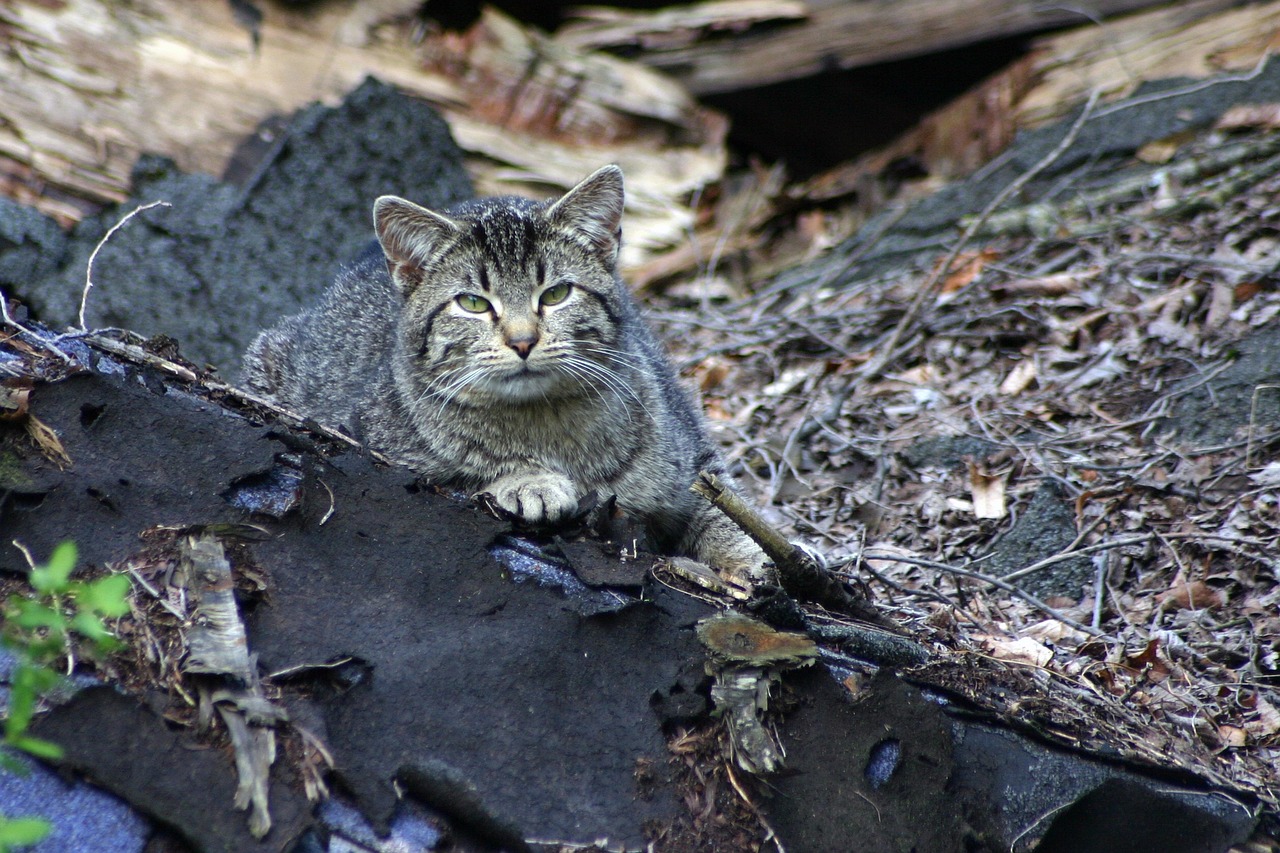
[241,166,766,577]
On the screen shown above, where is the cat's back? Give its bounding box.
[241,242,398,424]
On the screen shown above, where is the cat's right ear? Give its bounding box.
[373,196,461,296]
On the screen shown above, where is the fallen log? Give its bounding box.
[556,0,1238,95]
[0,0,725,268]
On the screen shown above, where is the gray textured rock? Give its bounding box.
[13,78,472,372]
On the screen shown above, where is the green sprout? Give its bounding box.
[1,541,132,851]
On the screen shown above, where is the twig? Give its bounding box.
[807,622,929,667]
[862,549,1106,639]
[691,470,894,627]
[977,132,1280,238]
[1,288,73,364]
[1090,553,1108,632]
[1247,384,1280,469]
[10,540,38,570]
[724,761,787,853]
[1092,50,1272,119]
[1000,531,1275,586]
[778,90,1104,444]
[859,89,1102,385]
[79,200,171,331]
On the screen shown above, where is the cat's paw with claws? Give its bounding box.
[481,471,580,525]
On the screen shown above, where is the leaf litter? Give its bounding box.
[652,121,1280,817]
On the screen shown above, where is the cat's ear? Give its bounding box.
[373,196,461,296]
[544,165,624,262]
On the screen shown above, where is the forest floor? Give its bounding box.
[6,15,1280,844]
[651,112,1280,822]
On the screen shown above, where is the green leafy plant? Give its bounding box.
[1,541,132,851]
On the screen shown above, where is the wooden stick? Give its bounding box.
[691,471,895,628]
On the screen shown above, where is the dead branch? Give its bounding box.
[807,622,930,667]
[79,200,171,330]
[691,470,893,627]
[972,132,1280,237]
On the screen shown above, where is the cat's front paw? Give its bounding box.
[482,471,579,525]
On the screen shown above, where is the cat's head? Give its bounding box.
[373,165,630,406]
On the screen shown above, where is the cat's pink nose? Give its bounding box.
[507,333,539,359]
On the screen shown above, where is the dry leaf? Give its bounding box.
[1123,639,1172,682]
[1217,725,1248,748]
[0,379,33,420]
[998,360,1037,396]
[891,364,938,385]
[1216,103,1280,130]
[1023,619,1088,646]
[695,356,731,392]
[982,636,1053,667]
[1157,579,1225,612]
[1235,280,1263,302]
[939,249,1000,294]
[762,367,809,397]
[1245,697,1280,739]
[992,271,1091,296]
[1204,280,1235,330]
[26,414,72,468]
[1248,462,1280,487]
[1135,130,1197,164]
[968,462,1007,520]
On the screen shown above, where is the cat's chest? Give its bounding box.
[445,397,649,481]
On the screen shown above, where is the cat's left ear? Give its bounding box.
[545,165,624,262]
[374,195,462,297]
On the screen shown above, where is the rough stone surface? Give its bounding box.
[949,720,1256,852]
[981,481,1091,600]
[0,369,278,576]
[768,669,962,852]
[0,196,68,293]
[11,78,473,371]
[32,686,312,853]
[3,352,699,849]
[1163,324,1280,446]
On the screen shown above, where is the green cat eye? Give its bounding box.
[456,293,491,313]
[540,282,573,306]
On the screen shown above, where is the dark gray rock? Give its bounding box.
[1163,324,1280,447]
[15,78,473,372]
[982,482,1091,600]
[0,196,68,294]
[950,720,1256,853]
[901,434,1001,470]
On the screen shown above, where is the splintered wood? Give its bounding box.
[558,0,1214,95]
[178,533,286,839]
[0,0,724,267]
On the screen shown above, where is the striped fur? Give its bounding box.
[241,166,766,575]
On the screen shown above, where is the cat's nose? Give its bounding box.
[506,331,539,360]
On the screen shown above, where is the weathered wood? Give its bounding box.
[417,7,727,262]
[1017,0,1280,127]
[0,1,725,268]
[558,0,807,54]
[557,0,1233,95]
[788,0,1276,210]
